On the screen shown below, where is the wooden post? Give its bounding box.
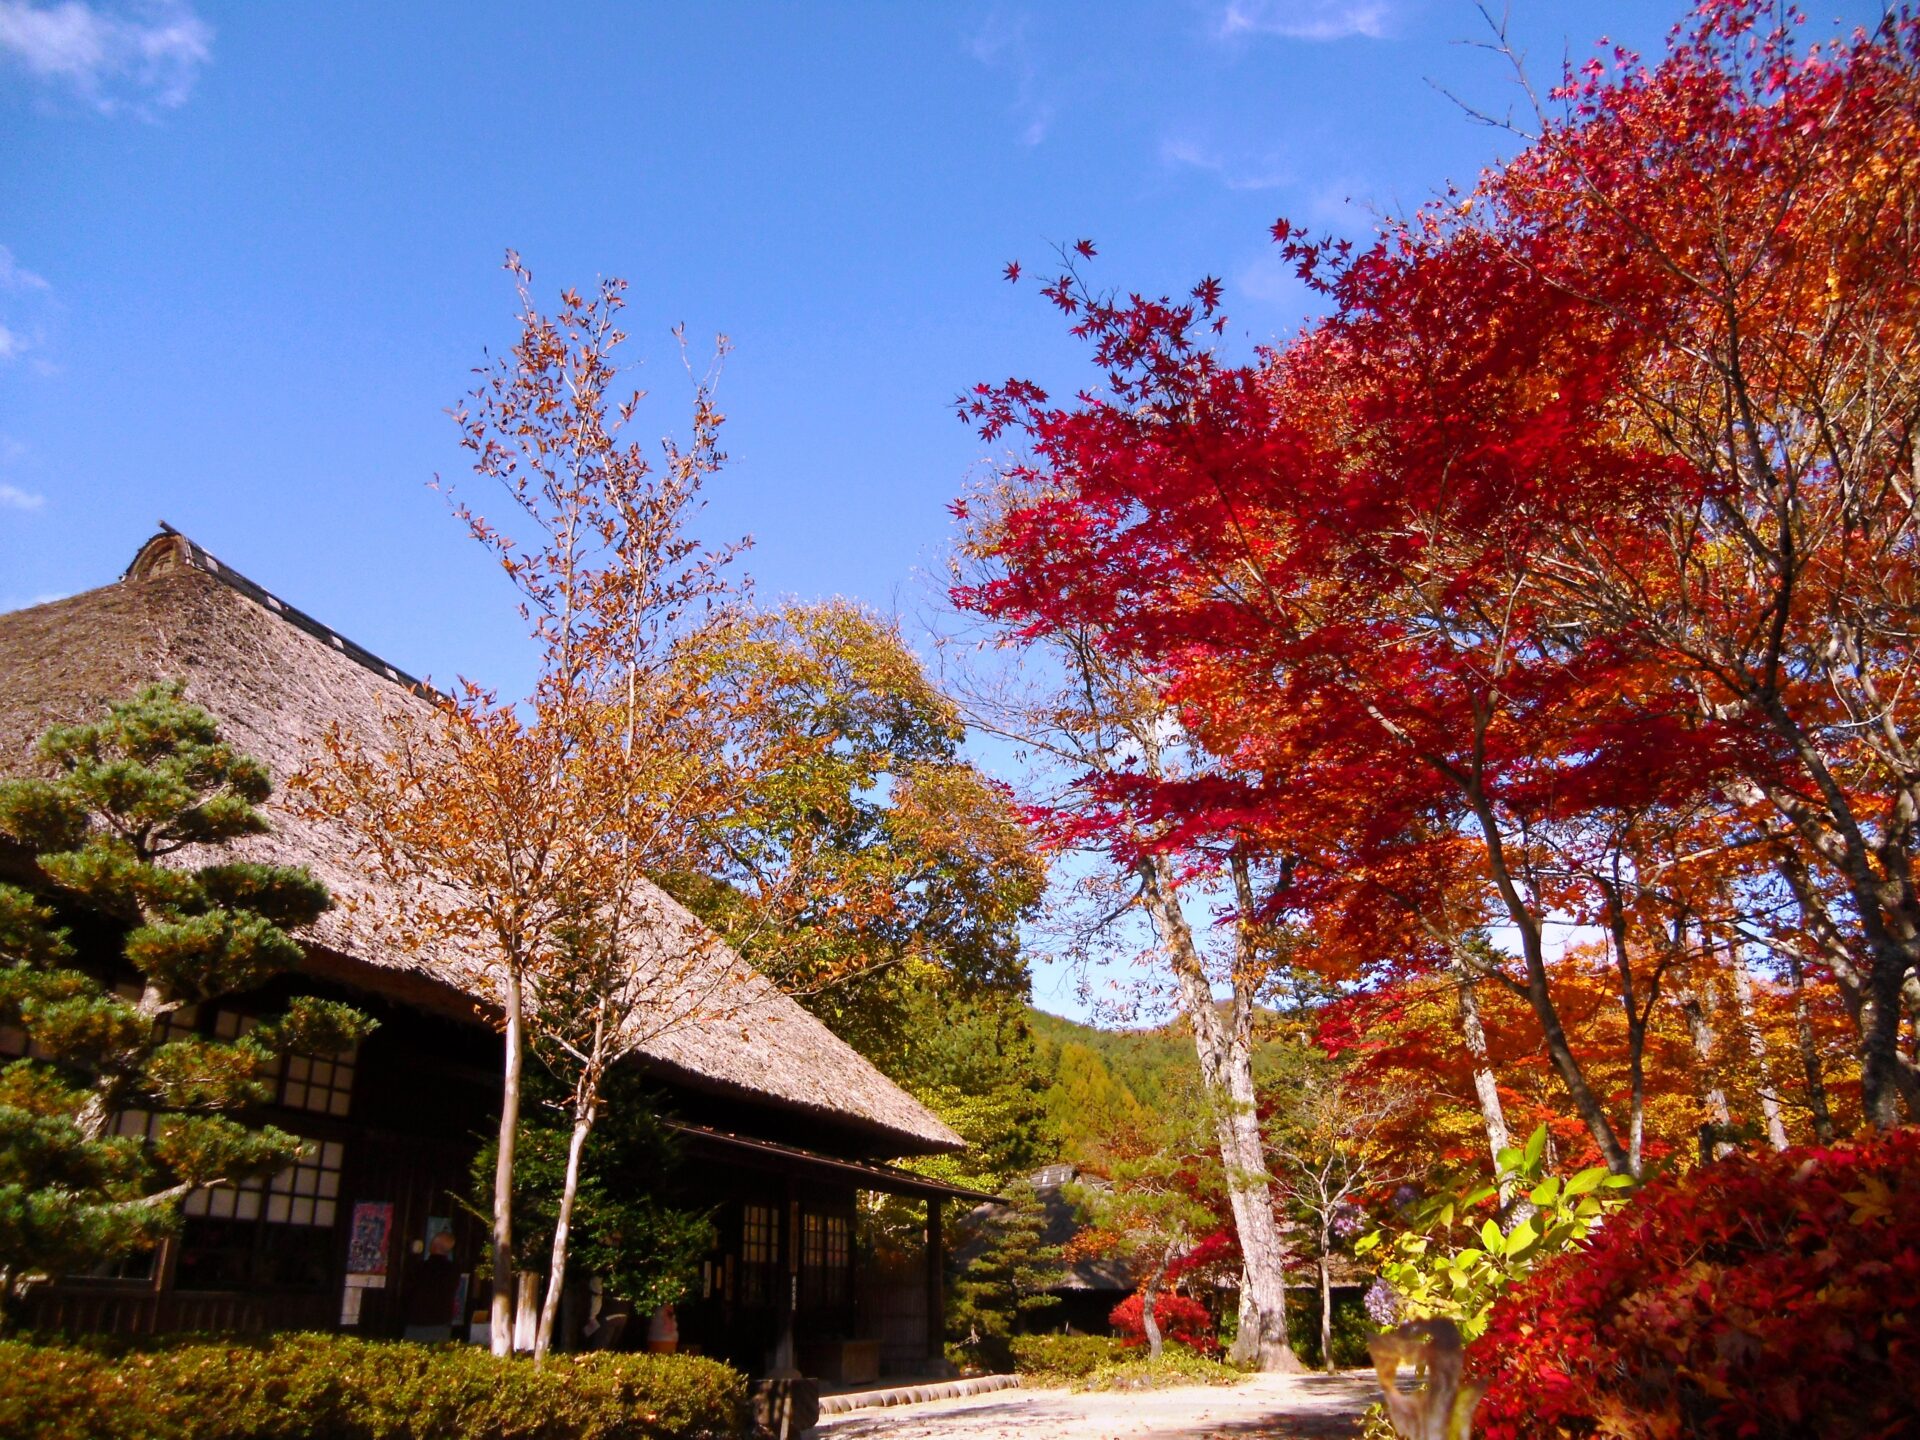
[926,1196,945,1373]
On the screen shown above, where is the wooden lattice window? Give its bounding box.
[182,1138,344,1228]
[211,1009,357,1117]
[801,1212,851,1309]
[740,1202,779,1305]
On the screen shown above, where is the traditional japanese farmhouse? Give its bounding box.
[0,527,990,1381]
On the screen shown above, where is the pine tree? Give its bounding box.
[0,681,369,1320]
[949,1180,1063,1369]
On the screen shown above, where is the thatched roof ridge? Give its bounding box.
[0,530,962,1156]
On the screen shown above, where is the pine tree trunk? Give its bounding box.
[1141,1253,1168,1362]
[534,1107,595,1361]
[491,967,525,1357]
[1138,857,1301,1373]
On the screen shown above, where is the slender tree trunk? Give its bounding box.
[1785,950,1837,1143]
[491,967,525,1357]
[1450,959,1536,1227]
[1599,882,1651,1179]
[1317,1231,1333,1374]
[1451,960,1512,1163]
[1138,857,1301,1373]
[534,1104,596,1361]
[1728,952,1789,1150]
[1465,788,1632,1173]
[1674,961,1734,1162]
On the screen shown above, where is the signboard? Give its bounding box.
[346,1201,393,1275]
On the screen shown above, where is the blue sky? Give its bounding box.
[1,0,1886,1016]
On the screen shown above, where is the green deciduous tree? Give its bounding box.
[671,599,1046,1058]
[0,682,367,1321]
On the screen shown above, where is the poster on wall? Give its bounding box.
[347,1201,394,1275]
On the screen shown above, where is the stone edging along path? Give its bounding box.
[818,1374,1024,1415]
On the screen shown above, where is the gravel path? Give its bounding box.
[816,1372,1376,1440]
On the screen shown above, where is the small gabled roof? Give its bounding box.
[0,529,963,1157]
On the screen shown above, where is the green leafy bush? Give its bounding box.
[1008,1332,1126,1381]
[0,1333,748,1440]
[1354,1125,1635,1343]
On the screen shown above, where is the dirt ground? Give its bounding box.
[816,1371,1376,1440]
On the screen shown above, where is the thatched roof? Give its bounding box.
[0,528,962,1157]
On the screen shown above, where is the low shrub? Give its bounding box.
[0,1332,749,1440]
[1008,1332,1126,1381]
[1474,1127,1920,1440]
[1108,1291,1218,1353]
[1077,1341,1244,1392]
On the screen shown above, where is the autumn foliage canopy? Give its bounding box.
[956,1,1920,1175]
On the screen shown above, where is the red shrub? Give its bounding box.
[1109,1290,1218,1354]
[1474,1128,1920,1440]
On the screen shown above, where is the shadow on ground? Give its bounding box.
[1196,1373,1374,1440]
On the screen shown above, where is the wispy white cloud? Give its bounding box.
[0,245,52,364]
[0,0,212,115]
[1160,136,1292,192]
[1235,248,1310,308]
[1214,1,1398,42]
[0,481,46,511]
[967,9,1054,147]
[0,246,50,293]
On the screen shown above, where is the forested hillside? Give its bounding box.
[1026,1006,1306,1168]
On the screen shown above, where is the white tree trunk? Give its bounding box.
[1317,1238,1333,1374]
[1451,962,1511,1160]
[1138,857,1301,1373]
[1729,954,1790,1150]
[491,968,525,1357]
[1674,964,1734,1161]
[534,1108,595,1361]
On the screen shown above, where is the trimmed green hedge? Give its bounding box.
[1008,1334,1244,1390]
[1008,1333,1126,1381]
[0,1334,749,1440]
[1075,1342,1245,1392]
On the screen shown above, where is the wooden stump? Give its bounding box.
[1368,1319,1485,1440]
